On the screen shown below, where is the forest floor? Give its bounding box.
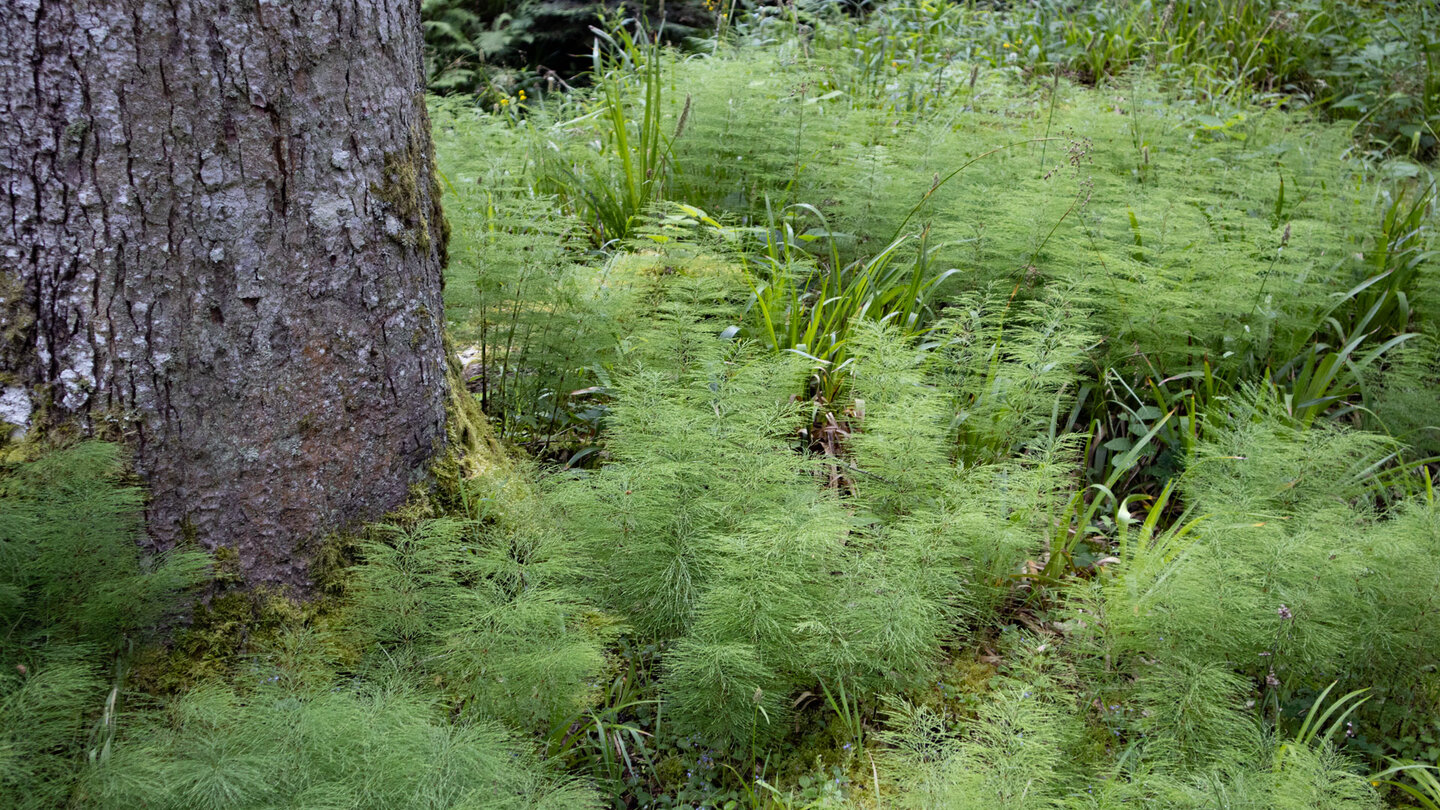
[424,4,1440,806]
[4,3,1439,809]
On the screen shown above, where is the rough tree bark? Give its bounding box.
[0,0,451,590]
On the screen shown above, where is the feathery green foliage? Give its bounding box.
[880,643,1087,810]
[12,1,1440,806]
[0,442,607,808]
[0,443,208,809]
[82,682,597,810]
[351,466,610,731]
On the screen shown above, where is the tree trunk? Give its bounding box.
[0,0,451,591]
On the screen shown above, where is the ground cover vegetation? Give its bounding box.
[5,1,1440,807]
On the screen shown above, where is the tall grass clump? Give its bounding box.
[732,215,961,402]
[535,20,683,245]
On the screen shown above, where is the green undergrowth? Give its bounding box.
[1,439,606,808]
[435,14,1439,461]
[0,443,209,808]
[416,7,1439,805]
[7,2,1440,808]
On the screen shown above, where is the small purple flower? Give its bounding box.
[1277,604,1293,620]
